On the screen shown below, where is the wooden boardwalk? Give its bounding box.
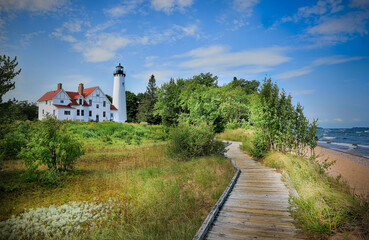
[205,141,304,240]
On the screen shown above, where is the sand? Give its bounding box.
[314,146,369,197]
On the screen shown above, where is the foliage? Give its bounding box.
[248,77,318,157]
[19,116,84,173]
[155,73,258,132]
[167,121,226,160]
[137,75,161,124]
[0,55,21,103]
[126,90,139,122]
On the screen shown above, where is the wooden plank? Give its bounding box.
[196,141,304,240]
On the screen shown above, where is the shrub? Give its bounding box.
[0,131,27,160]
[167,121,226,160]
[19,116,84,172]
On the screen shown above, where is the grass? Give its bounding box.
[0,122,236,239]
[218,128,369,239]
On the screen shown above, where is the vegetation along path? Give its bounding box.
[205,141,304,240]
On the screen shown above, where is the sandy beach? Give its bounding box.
[314,146,369,197]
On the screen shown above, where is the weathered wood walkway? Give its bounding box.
[205,141,304,240]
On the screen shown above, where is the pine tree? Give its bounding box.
[137,75,161,124]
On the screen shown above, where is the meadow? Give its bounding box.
[0,121,235,239]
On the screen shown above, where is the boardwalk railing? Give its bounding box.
[193,143,241,240]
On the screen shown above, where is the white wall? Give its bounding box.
[38,87,112,122]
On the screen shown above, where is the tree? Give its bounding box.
[126,91,138,122]
[137,75,161,124]
[0,55,21,103]
[154,78,185,126]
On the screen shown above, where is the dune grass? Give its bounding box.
[217,128,369,239]
[0,122,235,239]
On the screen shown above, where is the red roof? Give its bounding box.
[53,104,73,109]
[39,86,99,103]
[37,89,62,102]
[110,105,118,110]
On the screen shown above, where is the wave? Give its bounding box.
[358,144,369,149]
[322,136,336,140]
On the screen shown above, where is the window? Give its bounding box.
[81,110,84,116]
[103,101,106,107]
[64,111,71,115]
[53,110,55,115]
[96,92,100,97]
[110,113,113,120]
[89,111,92,117]
[77,109,80,116]
[42,109,44,114]
[103,111,106,117]
[61,100,64,103]
[96,104,99,109]
[79,99,83,105]
[89,99,92,105]
[45,100,48,104]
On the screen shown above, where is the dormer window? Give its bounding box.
[79,99,82,105]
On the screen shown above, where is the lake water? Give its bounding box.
[317,127,369,159]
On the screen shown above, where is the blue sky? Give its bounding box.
[1,0,369,128]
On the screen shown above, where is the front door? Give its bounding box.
[96,115,99,122]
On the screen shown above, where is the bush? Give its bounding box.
[19,116,84,172]
[167,121,226,160]
[0,131,27,160]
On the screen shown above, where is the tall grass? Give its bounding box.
[0,121,235,239]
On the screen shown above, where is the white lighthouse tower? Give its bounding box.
[113,63,127,122]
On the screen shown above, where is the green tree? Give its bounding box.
[228,77,260,94]
[137,75,161,124]
[126,90,138,122]
[0,55,21,103]
[155,78,185,126]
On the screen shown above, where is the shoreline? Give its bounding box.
[314,145,369,197]
[317,144,369,168]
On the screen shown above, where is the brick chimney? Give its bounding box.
[57,83,62,90]
[78,83,84,96]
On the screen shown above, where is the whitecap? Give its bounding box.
[322,136,336,140]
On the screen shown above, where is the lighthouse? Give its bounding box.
[113,63,127,122]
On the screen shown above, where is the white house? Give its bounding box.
[37,64,127,122]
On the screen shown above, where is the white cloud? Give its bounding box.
[20,31,44,47]
[350,0,369,9]
[312,55,364,65]
[292,89,316,95]
[104,0,144,18]
[308,11,369,36]
[277,54,363,79]
[177,45,290,70]
[232,0,260,15]
[0,0,67,12]
[150,0,193,14]
[136,23,201,45]
[276,67,313,79]
[283,0,344,23]
[353,118,361,122]
[334,118,343,122]
[73,33,131,62]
